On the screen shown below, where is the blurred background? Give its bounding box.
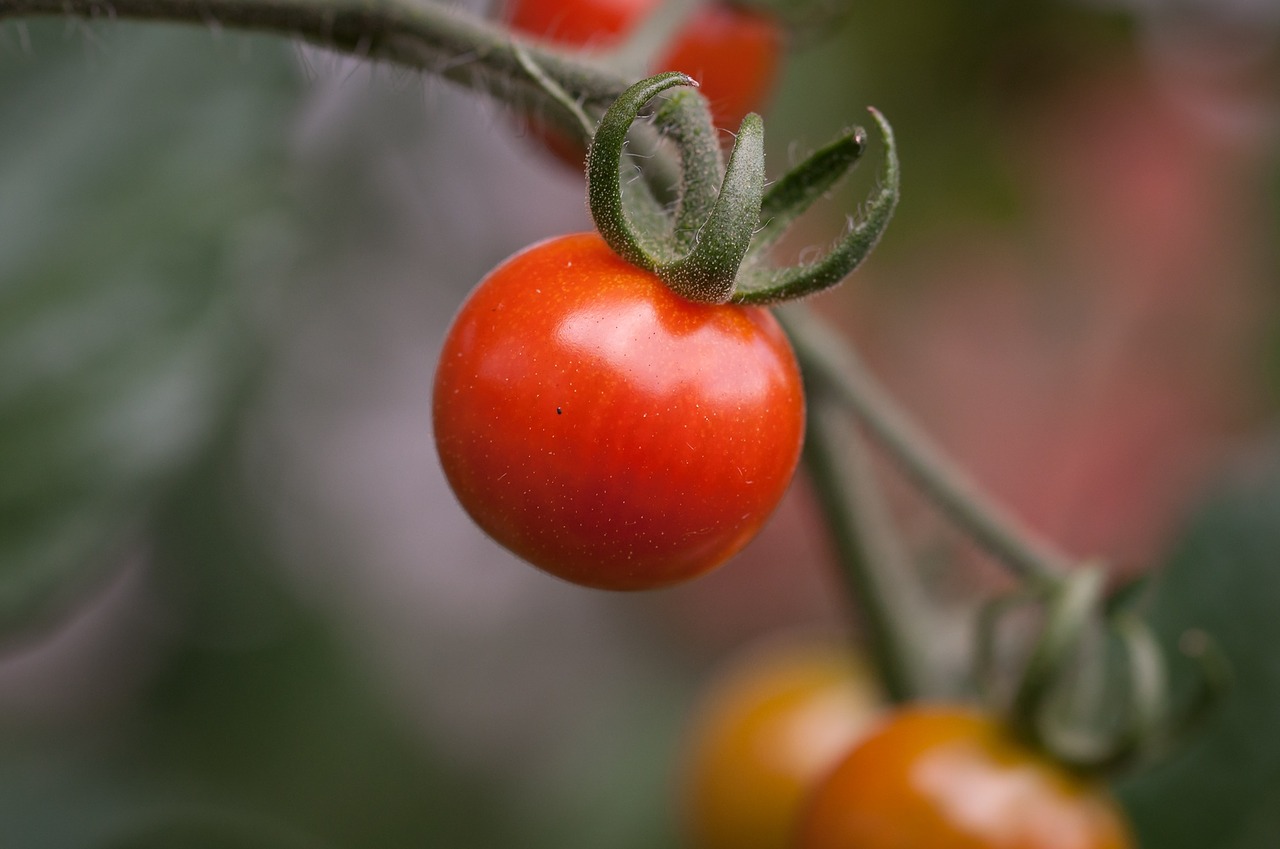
[0,0,1278,846]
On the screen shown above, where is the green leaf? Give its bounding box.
[1114,444,1280,848]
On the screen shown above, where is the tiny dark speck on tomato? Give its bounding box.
[556,407,563,415]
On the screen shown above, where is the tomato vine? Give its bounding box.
[0,0,1230,835]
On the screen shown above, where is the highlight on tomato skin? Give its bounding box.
[678,635,882,849]
[795,705,1136,849]
[431,232,805,591]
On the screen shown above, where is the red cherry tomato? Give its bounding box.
[679,637,882,849]
[653,2,781,133]
[507,0,660,49]
[796,706,1135,849]
[432,233,805,590]
[506,0,782,160]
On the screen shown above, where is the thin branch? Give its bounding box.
[804,393,940,702]
[0,0,632,131]
[780,303,1074,583]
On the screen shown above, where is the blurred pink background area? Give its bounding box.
[839,54,1275,582]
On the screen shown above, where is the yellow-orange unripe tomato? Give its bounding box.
[679,637,882,849]
[796,706,1136,849]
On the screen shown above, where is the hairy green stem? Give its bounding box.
[804,394,937,703]
[0,0,631,132]
[780,304,1073,583]
[1007,567,1104,746]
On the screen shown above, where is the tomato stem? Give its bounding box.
[979,569,1230,775]
[0,0,633,135]
[585,73,897,304]
[778,304,1075,582]
[803,394,942,703]
[512,43,599,148]
[784,305,1227,773]
[587,72,695,270]
[660,112,765,303]
[1005,567,1106,743]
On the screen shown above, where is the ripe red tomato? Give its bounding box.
[679,637,882,849]
[507,0,660,50]
[506,0,782,140]
[796,706,1135,849]
[652,2,781,133]
[432,233,805,590]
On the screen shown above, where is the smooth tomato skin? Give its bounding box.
[796,706,1136,849]
[432,233,804,590]
[680,637,882,849]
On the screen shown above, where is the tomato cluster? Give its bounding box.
[432,233,804,590]
[432,13,1135,841]
[679,638,881,849]
[431,230,1131,846]
[673,635,1136,849]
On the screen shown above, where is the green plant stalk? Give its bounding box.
[803,393,938,703]
[779,304,1073,583]
[0,0,631,132]
[1007,567,1105,748]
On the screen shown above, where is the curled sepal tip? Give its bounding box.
[733,107,900,305]
[1103,624,1231,771]
[750,125,867,257]
[981,567,1231,775]
[587,71,697,273]
[588,76,897,305]
[587,73,766,304]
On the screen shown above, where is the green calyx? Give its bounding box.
[977,566,1231,776]
[585,72,899,305]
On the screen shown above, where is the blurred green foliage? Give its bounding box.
[1117,450,1280,849]
[0,21,299,630]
